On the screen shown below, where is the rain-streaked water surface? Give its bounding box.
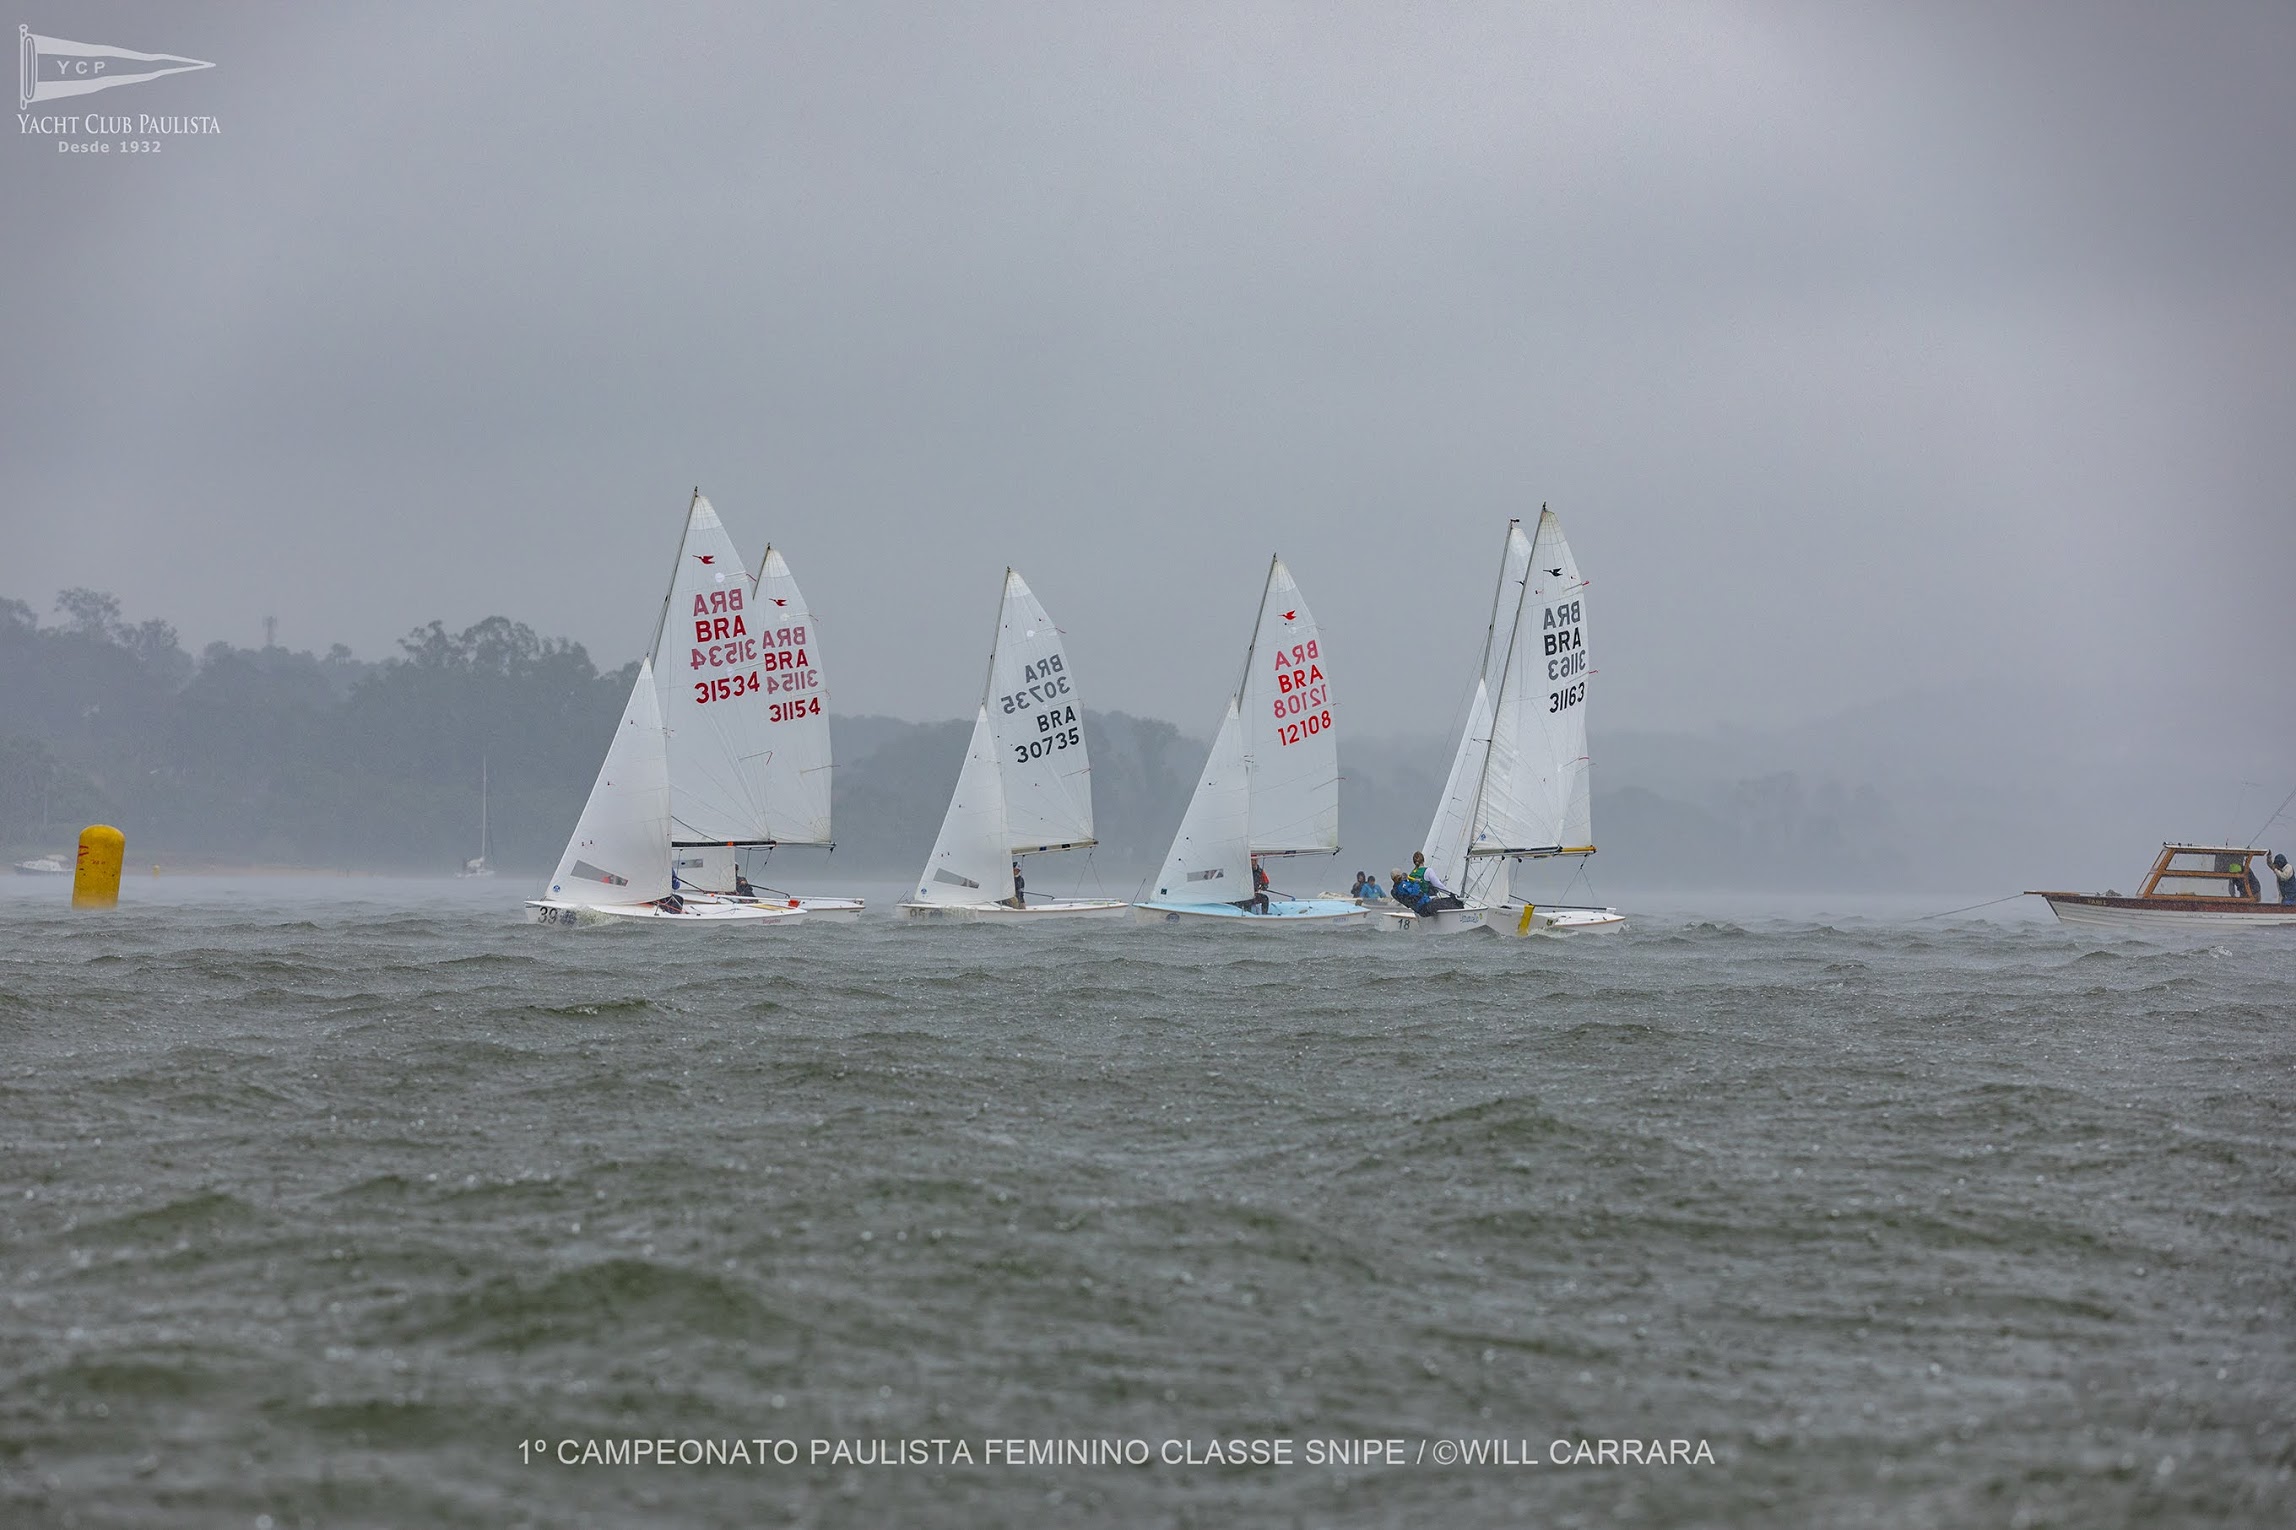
[3,879,2290,1528]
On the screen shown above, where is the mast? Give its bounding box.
[644,487,701,668]
[479,754,489,862]
[1474,518,1521,685]
[1234,554,1280,707]
[979,568,1012,710]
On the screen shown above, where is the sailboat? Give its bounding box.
[526,659,803,926]
[458,755,496,877]
[1134,556,1371,927]
[898,570,1131,921]
[648,492,864,919]
[1403,509,1622,935]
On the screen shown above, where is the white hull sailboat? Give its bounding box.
[526,658,804,929]
[648,493,862,920]
[899,570,1130,922]
[1135,557,1369,929]
[1393,508,1622,936]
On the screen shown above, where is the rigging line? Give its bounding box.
[2246,784,2296,847]
[1912,892,2027,922]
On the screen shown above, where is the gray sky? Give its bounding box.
[6,1,2291,746]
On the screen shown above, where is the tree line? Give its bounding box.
[0,591,1204,877]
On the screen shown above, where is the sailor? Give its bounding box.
[1390,867,1427,914]
[1351,870,1381,900]
[1408,851,1450,899]
[2270,852,2296,904]
[733,870,755,899]
[1244,856,1271,915]
[1006,861,1027,910]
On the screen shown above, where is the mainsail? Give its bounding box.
[748,545,834,845]
[1511,507,1594,876]
[648,493,776,846]
[546,659,673,904]
[982,569,1094,853]
[1238,558,1340,855]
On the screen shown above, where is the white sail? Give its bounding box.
[1422,677,1495,897]
[910,707,1016,906]
[983,569,1095,853]
[1469,522,1544,861]
[749,545,834,844]
[648,493,778,845]
[546,659,673,904]
[1238,559,1339,855]
[1510,508,1594,885]
[1149,700,1252,904]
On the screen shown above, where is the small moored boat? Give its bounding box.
[2029,844,2296,934]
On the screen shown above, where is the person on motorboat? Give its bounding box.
[2215,851,2255,899]
[2270,851,2296,904]
[1005,861,1027,910]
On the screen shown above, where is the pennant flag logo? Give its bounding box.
[19,26,212,109]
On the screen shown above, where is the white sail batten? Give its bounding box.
[749,545,834,845]
[546,659,673,904]
[1239,559,1339,855]
[1150,700,1253,903]
[647,494,779,846]
[984,569,1095,853]
[911,707,1016,906]
[1510,508,1594,889]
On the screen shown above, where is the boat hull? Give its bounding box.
[1131,898,1374,928]
[715,894,866,922]
[2033,893,2296,935]
[525,900,807,928]
[896,898,1133,922]
[1491,902,1627,936]
[1375,904,1490,934]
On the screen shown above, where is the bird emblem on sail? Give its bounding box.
[1282,610,1297,621]
[693,554,715,565]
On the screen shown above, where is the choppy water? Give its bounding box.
[2,878,2291,1528]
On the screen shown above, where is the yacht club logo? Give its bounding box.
[19,25,211,107]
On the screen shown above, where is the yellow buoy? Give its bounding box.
[73,825,125,908]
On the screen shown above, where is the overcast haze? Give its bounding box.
[5,2,2291,757]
